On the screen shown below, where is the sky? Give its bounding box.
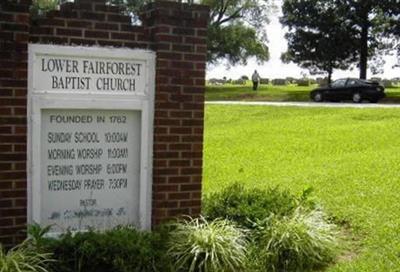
[206,0,400,81]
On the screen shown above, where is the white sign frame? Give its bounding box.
[27,44,155,232]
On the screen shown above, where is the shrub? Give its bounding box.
[297,79,310,86]
[382,79,394,88]
[208,78,225,85]
[37,226,169,272]
[31,0,58,17]
[0,240,53,272]
[272,79,287,86]
[391,77,400,85]
[167,216,248,272]
[260,78,269,85]
[203,183,314,229]
[254,208,339,271]
[285,77,296,84]
[370,77,382,83]
[232,79,246,85]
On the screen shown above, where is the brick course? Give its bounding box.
[0,0,208,246]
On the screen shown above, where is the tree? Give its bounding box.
[31,0,58,16]
[34,0,272,66]
[336,0,397,79]
[201,0,271,65]
[281,0,358,83]
[281,0,400,80]
[107,0,271,66]
[383,1,400,66]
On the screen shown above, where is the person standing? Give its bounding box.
[252,70,261,91]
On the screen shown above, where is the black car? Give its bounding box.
[310,78,385,103]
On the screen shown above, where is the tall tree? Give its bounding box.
[383,0,400,66]
[108,0,272,66]
[337,0,395,79]
[34,0,272,65]
[31,0,58,15]
[202,0,271,65]
[281,0,358,83]
[282,0,399,80]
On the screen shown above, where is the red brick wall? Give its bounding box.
[143,2,208,224]
[29,0,147,48]
[0,0,31,246]
[0,0,208,246]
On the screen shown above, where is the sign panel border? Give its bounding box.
[27,44,155,233]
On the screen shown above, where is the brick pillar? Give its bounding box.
[0,1,209,246]
[0,0,31,247]
[142,2,209,225]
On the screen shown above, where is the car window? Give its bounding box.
[331,79,347,88]
[347,79,358,86]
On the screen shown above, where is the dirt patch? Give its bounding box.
[336,223,363,264]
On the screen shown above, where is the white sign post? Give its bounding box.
[28,44,155,234]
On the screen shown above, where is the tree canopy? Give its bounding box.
[107,0,272,66]
[384,1,400,66]
[202,0,270,65]
[337,0,398,79]
[281,0,400,80]
[33,0,272,66]
[281,0,358,83]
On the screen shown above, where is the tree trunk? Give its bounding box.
[327,64,333,84]
[328,70,332,85]
[359,22,369,79]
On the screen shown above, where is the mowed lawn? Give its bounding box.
[203,105,400,271]
[206,83,314,101]
[205,83,400,103]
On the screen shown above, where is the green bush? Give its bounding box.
[167,216,248,272]
[297,79,310,86]
[382,79,394,88]
[203,184,340,270]
[232,79,246,85]
[272,79,287,86]
[0,240,53,272]
[203,183,314,229]
[285,77,296,84]
[22,185,338,272]
[370,77,382,82]
[36,226,169,272]
[31,0,58,17]
[254,208,339,271]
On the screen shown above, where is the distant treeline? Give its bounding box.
[208,77,400,87]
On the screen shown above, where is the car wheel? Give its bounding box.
[313,92,323,102]
[352,93,362,103]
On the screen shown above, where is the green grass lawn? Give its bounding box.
[205,83,400,103]
[203,105,400,271]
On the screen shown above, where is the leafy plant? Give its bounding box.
[36,226,169,272]
[167,216,248,272]
[30,0,59,17]
[0,240,53,272]
[254,207,339,271]
[203,182,314,229]
[27,223,52,250]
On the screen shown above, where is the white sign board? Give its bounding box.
[28,44,155,234]
[34,55,146,94]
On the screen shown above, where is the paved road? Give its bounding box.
[206,101,400,108]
